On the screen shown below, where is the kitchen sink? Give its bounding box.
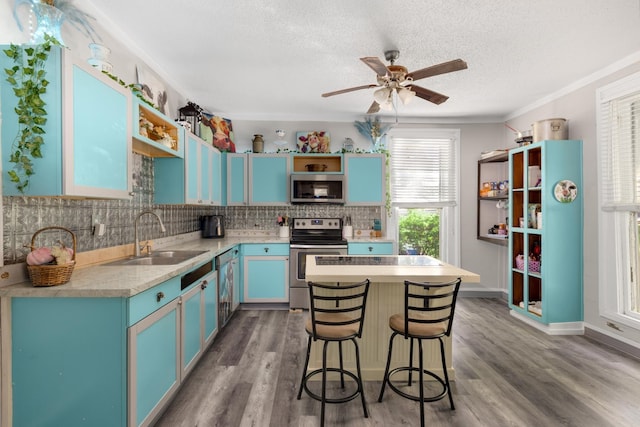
[103,250,208,266]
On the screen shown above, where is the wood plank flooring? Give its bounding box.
[155,298,640,427]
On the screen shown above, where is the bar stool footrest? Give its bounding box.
[302,368,363,404]
[385,366,448,403]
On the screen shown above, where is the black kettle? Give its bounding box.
[201,215,224,238]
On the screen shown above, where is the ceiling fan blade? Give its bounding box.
[407,59,468,81]
[366,101,380,114]
[408,85,449,105]
[322,84,377,98]
[360,57,389,76]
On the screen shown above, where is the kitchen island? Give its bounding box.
[305,255,480,381]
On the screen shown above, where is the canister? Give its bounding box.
[532,118,568,142]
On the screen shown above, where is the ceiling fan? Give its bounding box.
[321,50,468,114]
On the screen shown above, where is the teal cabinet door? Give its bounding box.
[248,154,290,205]
[11,297,127,427]
[225,153,247,205]
[0,46,132,198]
[345,154,385,205]
[348,242,394,255]
[181,284,203,375]
[244,256,289,302]
[65,63,131,196]
[203,272,218,346]
[211,148,222,205]
[242,244,289,302]
[129,298,181,427]
[186,135,200,202]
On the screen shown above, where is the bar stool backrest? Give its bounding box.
[307,279,371,341]
[403,278,462,339]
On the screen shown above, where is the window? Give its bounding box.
[597,72,640,324]
[387,128,460,264]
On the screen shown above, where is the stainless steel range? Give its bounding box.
[289,217,348,309]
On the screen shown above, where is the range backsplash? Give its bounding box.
[2,154,382,264]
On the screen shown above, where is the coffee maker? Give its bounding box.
[200,215,225,238]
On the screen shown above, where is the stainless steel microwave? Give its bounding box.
[290,174,345,204]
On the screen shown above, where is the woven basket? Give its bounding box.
[515,255,541,273]
[27,226,76,287]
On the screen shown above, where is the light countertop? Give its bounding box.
[305,254,480,284]
[0,235,290,298]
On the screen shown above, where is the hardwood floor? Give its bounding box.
[155,298,640,427]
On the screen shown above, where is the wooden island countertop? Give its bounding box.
[303,254,480,381]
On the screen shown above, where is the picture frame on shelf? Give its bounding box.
[200,114,237,152]
[296,131,330,153]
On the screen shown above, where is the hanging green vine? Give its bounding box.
[3,34,61,193]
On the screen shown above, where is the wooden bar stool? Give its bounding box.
[297,279,371,427]
[377,277,461,427]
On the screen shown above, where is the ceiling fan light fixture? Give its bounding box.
[378,99,394,111]
[373,87,392,104]
[397,87,416,105]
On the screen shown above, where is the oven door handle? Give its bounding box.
[290,244,348,250]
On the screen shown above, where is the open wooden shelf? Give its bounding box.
[292,154,343,173]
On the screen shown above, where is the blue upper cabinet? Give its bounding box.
[224,153,247,206]
[154,133,221,205]
[345,153,386,205]
[0,46,132,198]
[248,154,290,205]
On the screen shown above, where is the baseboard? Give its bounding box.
[240,302,290,311]
[459,288,507,299]
[509,309,584,335]
[584,326,640,360]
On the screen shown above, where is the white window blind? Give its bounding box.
[389,135,457,206]
[599,74,640,212]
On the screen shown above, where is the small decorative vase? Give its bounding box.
[252,134,264,153]
[31,3,65,45]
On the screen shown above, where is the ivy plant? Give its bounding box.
[3,34,61,193]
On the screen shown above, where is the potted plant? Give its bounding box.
[3,34,61,193]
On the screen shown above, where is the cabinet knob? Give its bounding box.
[156,291,165,302]
[368,246,373,252]
[264,247,269,253]
[201,280,208,290]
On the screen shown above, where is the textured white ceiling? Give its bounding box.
[84,0,640,122]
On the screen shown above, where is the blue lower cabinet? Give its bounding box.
[182,283,204,374]
[129,299,180,427]
[348,242,394,255]
[242,243,289,302]
[244,256,289,302]
[11,297,127,427]
[8,261,219,427]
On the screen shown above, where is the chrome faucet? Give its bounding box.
[134,210,166,257]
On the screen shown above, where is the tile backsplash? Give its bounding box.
[2,154,382,264]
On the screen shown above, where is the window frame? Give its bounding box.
[386,127,460,265]
[596,71,640,327]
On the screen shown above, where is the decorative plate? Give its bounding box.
[554,180,577,203]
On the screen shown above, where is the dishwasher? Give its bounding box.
[216,247,239,328]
